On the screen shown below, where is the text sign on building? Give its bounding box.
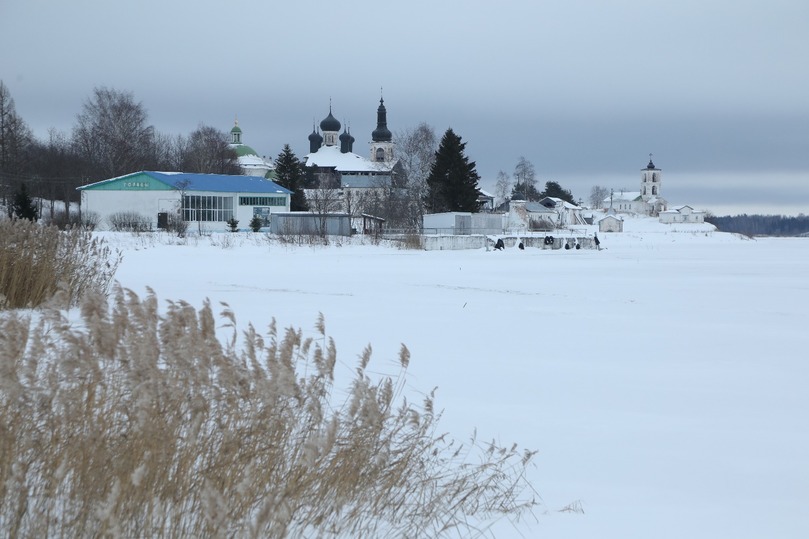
[122,181,150,189]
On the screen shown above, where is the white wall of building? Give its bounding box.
[599,215,624,232]
[659,206,705,224]
[81,190,180,230]
[82,189,290,232]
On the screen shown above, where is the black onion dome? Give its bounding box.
[308,126,323,152]
[320,109,341,132]
[372,98,392,142]
[339,126,352,153]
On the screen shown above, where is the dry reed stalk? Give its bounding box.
[0,219,120,310]
[0,287,538,537]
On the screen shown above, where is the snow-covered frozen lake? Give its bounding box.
[109,218,809,538]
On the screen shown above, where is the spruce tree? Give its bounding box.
[540,181,576,204]
[274,144,308,211]
[11,182,38,221]
[424,129,481,213]
[510,182,541,201]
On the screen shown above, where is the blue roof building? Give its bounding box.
[79,171,292,231]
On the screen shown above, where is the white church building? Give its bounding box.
[604,156,668,216]
[228,121,275,178]
[303,98,402,190]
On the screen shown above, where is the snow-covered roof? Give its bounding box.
[237,153,270,167]
[524,202,556,214]
[304,145,393,173]
[661,205,703,214]
[540,197,582,210]
[604,191,642,202]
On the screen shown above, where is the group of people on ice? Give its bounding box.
[492,233,601,251]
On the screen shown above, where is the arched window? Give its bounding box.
[652,186,657,195]
[375,147,385,161]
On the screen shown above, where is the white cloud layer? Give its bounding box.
[1,0,807,214]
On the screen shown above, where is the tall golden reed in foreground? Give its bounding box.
[0,286,537,538]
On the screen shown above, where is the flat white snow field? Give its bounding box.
[108,218,809,538]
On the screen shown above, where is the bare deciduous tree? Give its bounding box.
[512,156,538,201]
[0,81,33,204]
[31,129,86,218]
[307,172,343,238]
[72,87,157,180]
[589,185,610,209]
[180,124,240,174]
[153,132,185,172]
[494,170,511,207]
[395,123,437,229]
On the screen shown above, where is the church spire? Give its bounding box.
[370,95,394,162]
[372,96,392,142]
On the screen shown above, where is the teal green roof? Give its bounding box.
[232,144,259,157]
[78,171,292,195]
[76,172,174,191]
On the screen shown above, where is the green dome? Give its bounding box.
[233,144,258,157]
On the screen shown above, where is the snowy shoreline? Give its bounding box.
[95,220,809,538]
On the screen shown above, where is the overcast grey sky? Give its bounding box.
[2,0,807,215]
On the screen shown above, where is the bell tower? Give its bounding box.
[370,95,394,163]
[641,154,661,201]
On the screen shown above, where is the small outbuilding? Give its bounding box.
[477,189,495,212]
[659,205,705,224]
[538,197,587,226]
[270,212,352,236]
[598,214,624,232]
[423,212,472,235]
[505,200,557,231]
[422,212,503,235]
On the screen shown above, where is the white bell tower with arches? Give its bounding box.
[641,154,661,201]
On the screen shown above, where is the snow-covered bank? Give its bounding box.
[106,222,809,538]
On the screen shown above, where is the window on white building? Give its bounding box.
[239,196,285,206]
[182,195,234,222]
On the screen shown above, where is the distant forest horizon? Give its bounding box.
[706,214,809,237]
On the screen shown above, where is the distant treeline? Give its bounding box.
[706,214,809,237]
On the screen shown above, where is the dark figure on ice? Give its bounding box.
[594,234,601,250]
[518,242,524,250]
[494,238,505,251]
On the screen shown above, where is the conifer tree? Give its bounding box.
[10,182,38,221]
[424,129,481,213]
[274,144,308,211]
[540,181,576,204]
[510,182,541,202]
